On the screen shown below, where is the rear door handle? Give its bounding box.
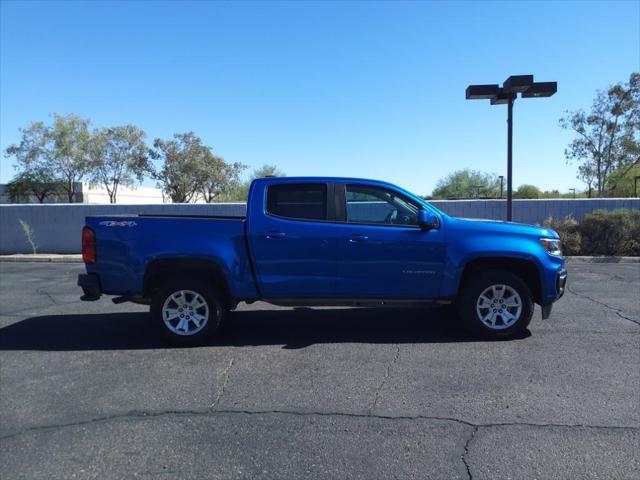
[266,231,286,239]
[348,234,369,243]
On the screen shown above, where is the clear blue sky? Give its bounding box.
[1,0,638,195]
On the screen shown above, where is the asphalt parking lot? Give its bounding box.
[0,262,638,479]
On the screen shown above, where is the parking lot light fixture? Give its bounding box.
[465,84,501,99]
[521,82,558,98]
[466,74,557,221]
[502,75,534,93]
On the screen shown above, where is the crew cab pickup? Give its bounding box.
[78,177,567,345]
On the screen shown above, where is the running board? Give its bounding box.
[112,295,151,305]
[264,298,452,308]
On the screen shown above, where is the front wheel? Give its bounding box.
[457,270,533,339]
[150,280,226,347]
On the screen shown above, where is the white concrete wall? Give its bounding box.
[0,199,638,254]
[430,198,640,225]
[0,203,246,254]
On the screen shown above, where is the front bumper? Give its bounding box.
[541,269,567,320]
[557,269,567,298]
[78,273,101,301]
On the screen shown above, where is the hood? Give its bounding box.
[448,216,559,239]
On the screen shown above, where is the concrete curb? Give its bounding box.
[1,254,638,264]
[564,256,640,264]
[0,254,83,263]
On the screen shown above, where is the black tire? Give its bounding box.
[457,269,533,339]
[150,279,226,347]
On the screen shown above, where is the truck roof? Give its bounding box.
[251,176,411,190]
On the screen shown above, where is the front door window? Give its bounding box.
[346,184,420,226]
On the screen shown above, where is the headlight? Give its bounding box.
[540,238,562,257]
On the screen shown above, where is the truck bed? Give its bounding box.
[138,214,246,220]
[84,215,257,299]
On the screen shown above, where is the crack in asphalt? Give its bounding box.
[558,329,640,335]
[2,407,637,442]
[615,311,639,325]
[2,407,638,478]
[461,425,478,480]
[369,344,400,414]
[210,357,234,409]
[36,289,58,306]
[566,284,640,326]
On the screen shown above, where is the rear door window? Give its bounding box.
[266,183,328,221]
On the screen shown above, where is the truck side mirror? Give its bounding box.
[417,209,439,231]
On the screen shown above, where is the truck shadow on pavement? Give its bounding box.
[0,306,530,351]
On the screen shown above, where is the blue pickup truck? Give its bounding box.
[78,177,567,345]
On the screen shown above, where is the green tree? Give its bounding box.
[89,125,151,203]
[560,72,639,197]
[5,120,48,168]
[152,132,246,203]
[5,121,50,202]
[606,163,640,197]
[215,164,287,202]
[5,114,92,202]
[251,164,285,179]
[514,184,542,199]
[431,169,500,199]
[45,113,92,202]
[214,182,249,202]
[541,189,561,199]
[6,168,65,203]
[152,132,211,203]
[200,156,246,203]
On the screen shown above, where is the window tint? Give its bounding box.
[266,183,327,221]
[346,184,420,226]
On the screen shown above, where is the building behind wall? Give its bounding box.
[0,182,167,204]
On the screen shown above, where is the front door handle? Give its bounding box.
[266,231,286,239]
[348,234,369,243]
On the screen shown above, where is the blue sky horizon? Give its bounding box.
[1,0,638,196]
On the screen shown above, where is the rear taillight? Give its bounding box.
[82,227,96,263]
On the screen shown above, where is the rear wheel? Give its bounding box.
[151,280,226,347]
[457,269,533,339]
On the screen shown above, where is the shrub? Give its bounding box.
[579,209,636,256]
[625,209,640,256]
[18,218,37,254]
[543,216,582,256]
[543,209,639,256]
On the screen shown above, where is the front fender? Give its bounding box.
[441,230,562,303]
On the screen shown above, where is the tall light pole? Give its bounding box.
[466,75,557,221]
